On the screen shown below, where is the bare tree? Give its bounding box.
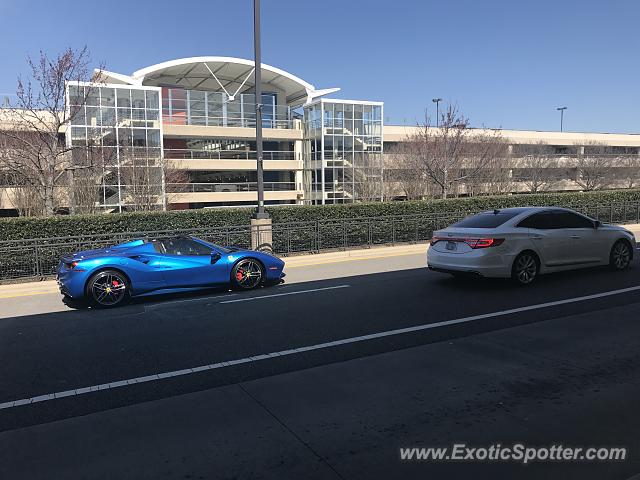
[117,131,187,211]
[0,47,103,216]
[462,140,510,196]
[0,168,42,216]
[575,142,613,191]
[519,156,555,193]
[515,142,558,193]
[405,104,505,199]
[117,140,165,211]
[67,143,114,214]
[620,155,640,189]
[385,141,429,200]
[352,172,384,202]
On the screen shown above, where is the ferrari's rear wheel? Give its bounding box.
[87,270,130,308]
[231,259,264,290]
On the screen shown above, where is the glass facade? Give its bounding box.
[162,88,292,129]
[67,83,163,211]
[303,100,383,204]
[66,79,384,210]
[165,170,295,194]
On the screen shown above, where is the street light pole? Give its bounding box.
[253,0,268,219]
[432,98,443,127]
[556,106,567,132]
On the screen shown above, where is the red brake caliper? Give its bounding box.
[235,269,244,282]
[112,280,119,287]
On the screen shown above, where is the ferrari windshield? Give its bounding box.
[193,237,232,253]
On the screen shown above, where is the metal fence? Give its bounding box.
[1,201,639,281]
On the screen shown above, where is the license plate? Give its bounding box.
[446,241,457,251]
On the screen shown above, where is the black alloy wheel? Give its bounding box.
[87,270,129,308]
[232,259,264,290]
[610,240,632,271]
[512,252,539,286]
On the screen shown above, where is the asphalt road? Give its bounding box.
[1,249,640,479]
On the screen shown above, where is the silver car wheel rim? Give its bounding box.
[613,243,631,269]
[92,272,127,306]
[516,255,537,284]
[235,260,262,289]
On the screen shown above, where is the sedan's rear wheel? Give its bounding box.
[512,252,539,286]
[231,259,264,290]
[87,270,130,308]
[610,240,632,271]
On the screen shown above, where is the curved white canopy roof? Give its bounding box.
[99,56,339,106]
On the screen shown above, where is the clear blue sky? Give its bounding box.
[0,0,638,133]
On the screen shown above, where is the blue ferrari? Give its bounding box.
[56,236,285,308]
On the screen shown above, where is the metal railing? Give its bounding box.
[164,149,299,161]
[1,200,639,281]
[166,182,298,193]
[163,114,295,129]
[0,226,253,281]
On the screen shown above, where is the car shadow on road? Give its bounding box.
[61,281,289,311]
[434,261,638,292]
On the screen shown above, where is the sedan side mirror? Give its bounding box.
[594,220,601,229]
[211,252,222,264]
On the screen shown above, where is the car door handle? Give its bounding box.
[531,235,543,240]
[570,235,581,239]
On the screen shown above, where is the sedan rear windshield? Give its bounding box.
[451,211,520,228]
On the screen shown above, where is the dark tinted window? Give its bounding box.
[554,212,594,229]
[518,212,556,229]
[197,238,232,254]
[155,238,212,256]
[519,211,595,229]
[452,211,520,228]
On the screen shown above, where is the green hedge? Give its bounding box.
[1,189,640,241]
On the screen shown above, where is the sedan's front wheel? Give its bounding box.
[512,252,539,286]
[610,240,632,271]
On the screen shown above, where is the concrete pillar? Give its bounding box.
[251,217,273,252]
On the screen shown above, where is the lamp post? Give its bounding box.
[432,98,443,127]
[253,0,268,219]
[556,106,567,132]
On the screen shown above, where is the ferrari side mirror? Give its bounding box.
[594,220,601,229]
[211,252,222,264]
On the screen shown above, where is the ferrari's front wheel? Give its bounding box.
[231,259,264,290]
[86,270,130,308]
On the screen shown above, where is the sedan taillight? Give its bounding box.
[430,236,445,246]
[466,238,504,249]
[430,237,504,249]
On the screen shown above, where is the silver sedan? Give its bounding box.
[427,207,635,285]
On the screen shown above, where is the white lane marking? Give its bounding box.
[1,284,639,411]
[218,285,351,304]
[145,292,238,309]
[144,285,348,309]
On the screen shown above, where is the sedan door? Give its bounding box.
[552,212,602,265]
[518,211,580,268]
